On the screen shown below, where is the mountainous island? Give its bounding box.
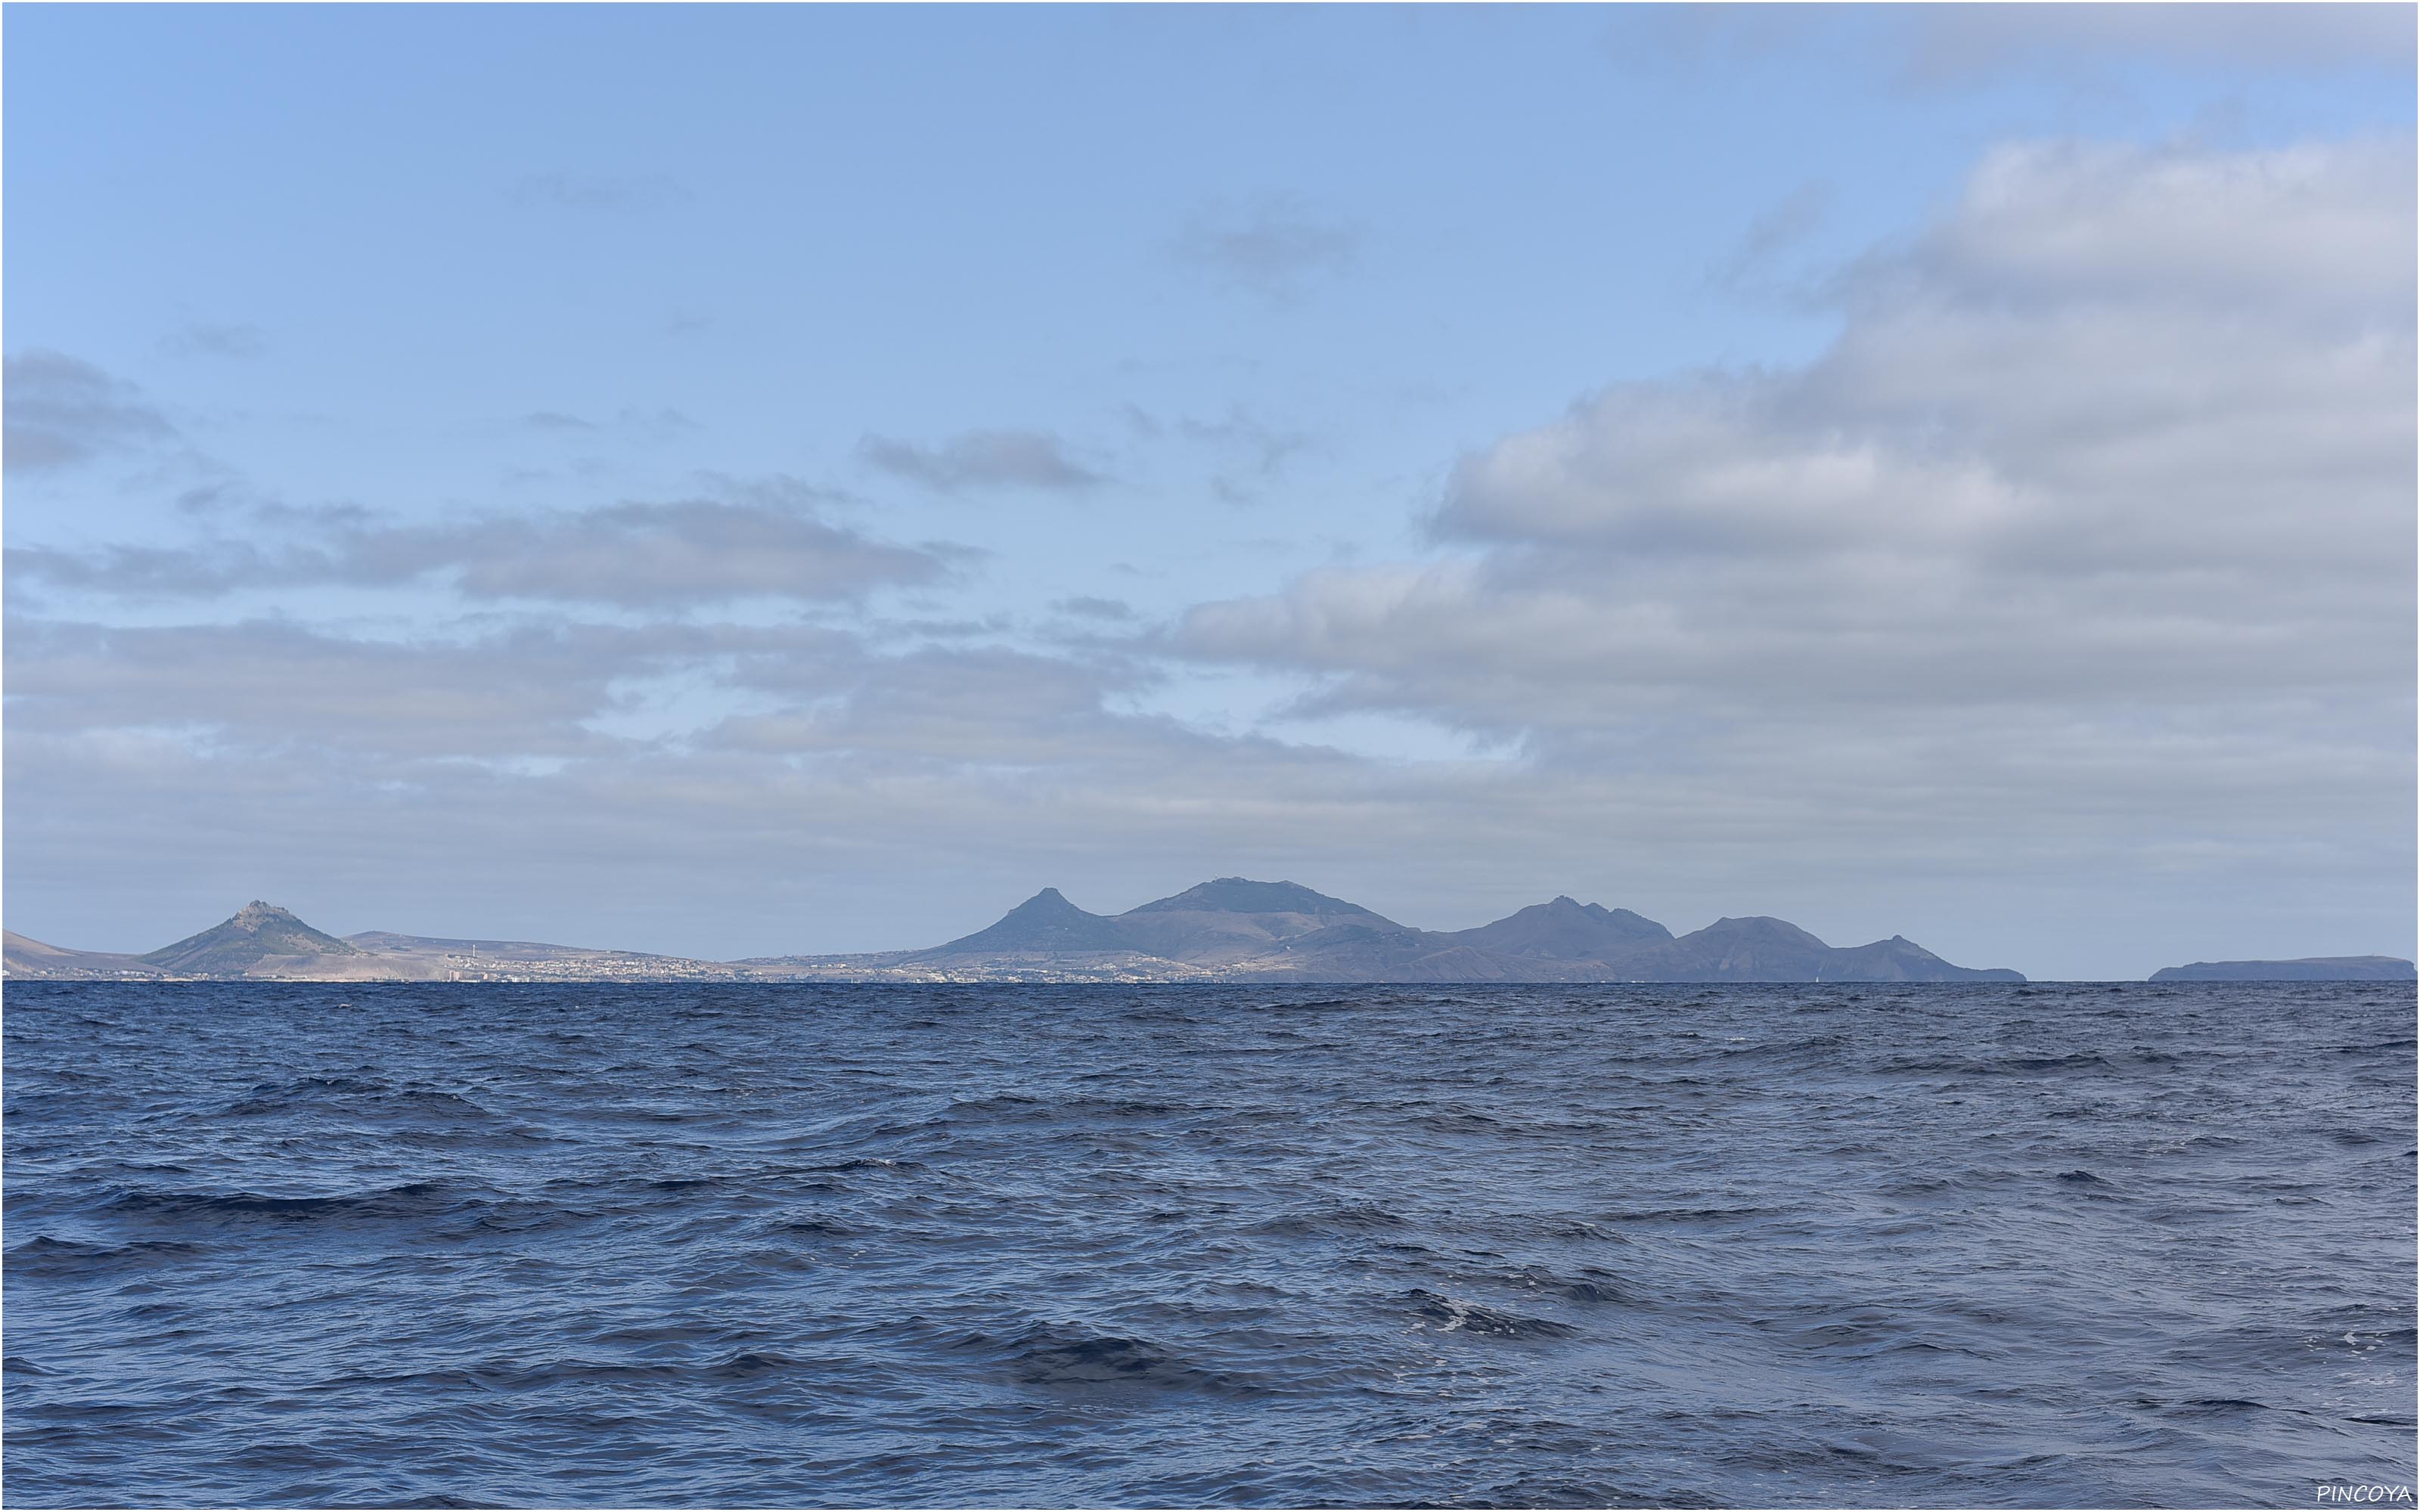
[7,879,2407,986]
[4,878,2031,984]
[755,878,2031,984]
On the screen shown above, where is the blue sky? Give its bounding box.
[7,5,2414,977]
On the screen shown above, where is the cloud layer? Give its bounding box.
[1187,138,2414,715]
[6,135,2410,974]
[1177,137,2414,941]
[11,487,959,609]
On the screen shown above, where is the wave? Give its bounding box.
[1253,1203,1409,1236]
[6,977,2411,1507]
[5,1235,208,1276]
[943,1321,1257,1395]
[1405,1289,1580,1340]
[101,1179,460,1221]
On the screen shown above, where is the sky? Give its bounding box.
[5,3,2413,979]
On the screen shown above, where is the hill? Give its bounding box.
[1432,896,1672,961]
[2,930,169,980]
[141,901,362,974]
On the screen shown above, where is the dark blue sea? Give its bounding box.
[5,981,2413,1507]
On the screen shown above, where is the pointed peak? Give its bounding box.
[141,901,358,971]
[994,888,1094,920]
[927,885,1123,956]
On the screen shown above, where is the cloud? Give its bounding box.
[1844,138,2414,322]
[4,610,1158,775]
[434,500,957,607]
[1192,137,2415,703]
[517,407,699,442]
[9,488,962,609]
[1053,596,1135,622]
[1714,181,1833,298]
[703,645,1163,768]
[5,615,683,761]
[160,322,268,359]
[1181,408,1316,503]
[509,170,693,213]
[1177,136,2415,923]
[1171,194,1360,302]
[1122,404,1317,502]
[858,429,1105,493]
[3,350,176,472]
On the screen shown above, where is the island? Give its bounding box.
[2149,956,2415,982]
[5,879,2029,984]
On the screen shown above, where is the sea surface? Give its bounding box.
[5,981,2413,1508]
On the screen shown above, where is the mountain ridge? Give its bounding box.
[797,878,2028,984]
[29,882,2403,984]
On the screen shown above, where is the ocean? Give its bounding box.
[5,981,2412,1507]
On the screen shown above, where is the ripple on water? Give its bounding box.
[3,979,2412,1507]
